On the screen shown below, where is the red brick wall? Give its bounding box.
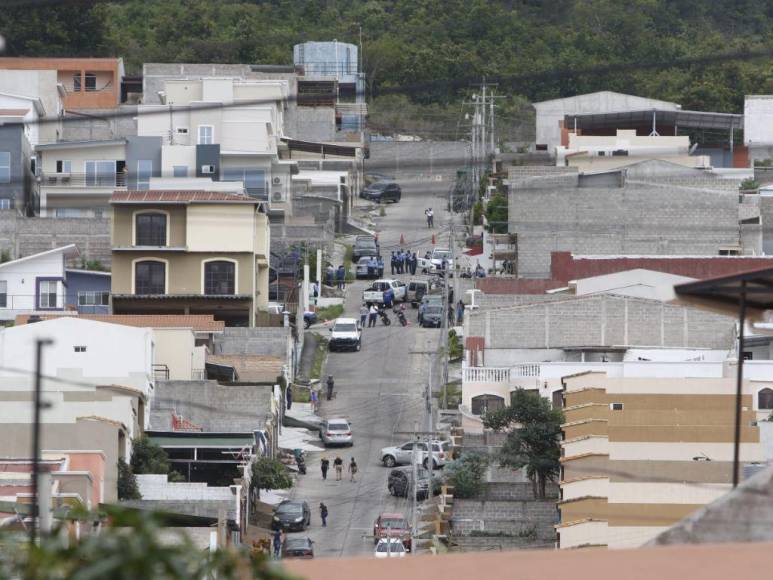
[465,336,485,366]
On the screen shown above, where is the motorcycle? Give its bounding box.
[293,448,307,475]
[394,305,408,327]
[378,308,392,326]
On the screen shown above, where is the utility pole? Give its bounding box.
[411,420,419,554]
[30,339,53,546]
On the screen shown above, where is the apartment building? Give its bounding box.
[557,370,764,550]
[110,189,270,326]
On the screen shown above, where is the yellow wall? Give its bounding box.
[186,205,256,252]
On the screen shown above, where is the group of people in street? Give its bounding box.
[361,303,381,328]
[391,250,418,275]
[320,456,357,482]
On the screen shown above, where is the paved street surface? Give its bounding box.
[285,165,455,558]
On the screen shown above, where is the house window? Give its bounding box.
[55,208,82,218]
[135,261,166,295]
[74,346,87,353]
[175,127,189,135]
[78,291,110,306]
[471,394,505,416]
[204,260,235,295]
[0,280,6,308]
[0,199,11,210]
[85,160,116,186]
[759,388,773,410]
[552,390,563,409]
[611,403,624,411]
[0,152,10,184]
[73,73,81,91]
[223,167,266,198]
[135,213,167,246]
[198,125,214,145]
[56,160,72,174]
[137,160,153,190]
[173,165,188,178]
[84,72,97,92]
[38,280,58,309]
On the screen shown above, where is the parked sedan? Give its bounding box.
[273,500,311,532]
[387,467,431,499]
[374,538,407,558]
[319,418,353,447]
[381,440,450,469]
[282,537,314,559]
[360,181,402,203]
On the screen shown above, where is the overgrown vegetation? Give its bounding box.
[78,257,109,272]
[309,334,329,381]
[483,389,564,499]
[445,452,488,499]
[130,435,184,481]
[0,506,289,579]
[0,249,10,264]
[314,304,344,322]
[440,381,462,410]
[448,329,463,361]
[485,193,509,234]
[117,458,141,500]
[249,457,293,498]
[740,178,760,191]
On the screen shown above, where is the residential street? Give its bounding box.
[286,173,454,557]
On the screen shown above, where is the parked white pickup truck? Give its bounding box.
[430,248,454,271]
[363,279,407,305]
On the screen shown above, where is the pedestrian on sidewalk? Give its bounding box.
[349,457,359,482]
[286,385,293,411]
[272,529,282,559]
[320,502,328,527]
[334,456,343,480]
[325,264,334,287]
[320,456,329,480]
[368,304,378,328]
[326,375,335,401]
[310,389,319,412]
[456,299,465,324]
[336,265,345,290]
[377,256,384,278]
[360,304,368,328]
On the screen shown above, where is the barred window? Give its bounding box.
[204,261,235,295]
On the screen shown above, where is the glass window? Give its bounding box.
[135,213,167,246]
[72,72,81,92]
[759,388,773,410]
[223,167,266,198]
[38,280,58,309]
[137,160,152,190]
[85,161,116,186]
[56,160,72,173]
[84,72,97,91]
[78,291,110,306]
[55,208,82,218]
[0,280,6,308]
[0,152,10,184]
[471,394,504,415]
[198,125,214,145]
[173,165,188,178]
[204,261,235,295]
[0,199,11,210]
[135,261,165,295]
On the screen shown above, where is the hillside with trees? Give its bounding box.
[1,0,772,137]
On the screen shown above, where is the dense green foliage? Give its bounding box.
[131,435,173,475]
[485,193,509,234]
[0,507,289,579]
[250,456,293,496]
[483,389,564,499]
[445,452,488,498]
[1,0,772,114]
[117,458,141,500]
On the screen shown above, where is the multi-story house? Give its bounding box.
[0,244,110,321]
[557,368,765,550]
[110,189,270,326]
[137,77,294,213]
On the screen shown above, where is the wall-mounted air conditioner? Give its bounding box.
[272,176,283,186]
[271,190,286,203]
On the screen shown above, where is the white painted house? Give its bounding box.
[0,244,79,321]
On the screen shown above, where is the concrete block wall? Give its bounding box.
[136,474,234,501]
[451,499,558,539]
[510,184,742,278]
[483,482,559,501]
[214,327,292,358]
[0,211,111,265]
[450,535,551,551]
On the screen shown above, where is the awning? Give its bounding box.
[281,137,360,158]
[565,109,743,132]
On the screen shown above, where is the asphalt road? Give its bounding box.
[285,167,454,558]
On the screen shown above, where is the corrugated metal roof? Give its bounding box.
[14,314,225,332]
[111,190,257,204]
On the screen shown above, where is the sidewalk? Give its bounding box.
[281,402,324,452]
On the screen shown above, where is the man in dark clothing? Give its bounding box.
[410,252,417,275]
[326,375,335,401]
[320,502,328,527]
[390,251,397,275]
[286,386,293,411]
[321,457,330,480]
[333,456,343,480]
[336,265,345,290]
[273,529,282,558]
[377,256,385,278]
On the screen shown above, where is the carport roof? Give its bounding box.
[565,109,743,131]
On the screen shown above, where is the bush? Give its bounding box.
[448,329,462,361]
[250,457,293,496]
[446,452,488,499]
[117,458,141,500]
[740,178,760,191]
[131,435,173,475]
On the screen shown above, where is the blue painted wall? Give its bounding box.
[65,270,111,314]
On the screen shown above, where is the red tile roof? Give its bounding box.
[0,108,29,116]
[111,190,256,204]
[14,314,225,332]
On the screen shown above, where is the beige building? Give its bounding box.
[110,189,270,326]
[557,371,763,550]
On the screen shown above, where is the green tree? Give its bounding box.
[485,193,508,234]
[130,435,172,475]
[78,257,108,272]
[445,452,488,498]
[1,506,289,579]
[483,389,564,499]
[250,457,293,498]
[117,458,141,500]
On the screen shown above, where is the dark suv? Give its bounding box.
[360,182,402,203]
[387,467,431,499]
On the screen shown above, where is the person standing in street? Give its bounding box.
[273,528,282,559]
[310,388,318,412]
[286,385,293,411]
[320,502,328,527]
[334,456,343,480]
[360,304,368,328]
[336,265,345,290]
[320,456,330,480]
[410,252,418,275]
[349,457,359,482]
[377,256,385,278]
[456,299,465,324]
[425,208,431,228]
[326,375,335,401]
[390,251,397,275]
[325,264,334,287]
[368,304,378,327]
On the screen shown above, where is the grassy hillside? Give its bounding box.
[1,0,772,119]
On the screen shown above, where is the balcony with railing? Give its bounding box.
[39,172,127,188]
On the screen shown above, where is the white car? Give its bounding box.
[319,418,353,447]
[374,538,407,558]
[416,257,437,274]
[328,317,362,352]
[430,248,454,271]
[362,279,407,305]
[380,440,451,469]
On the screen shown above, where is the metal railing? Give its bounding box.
[152,364,170,381]
[38,173,127,188]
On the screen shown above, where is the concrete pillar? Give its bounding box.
[316,248,322,289]
[302,264,310,313]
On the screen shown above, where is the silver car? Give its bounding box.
[380,440,450,469]
[319,418,353,447]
